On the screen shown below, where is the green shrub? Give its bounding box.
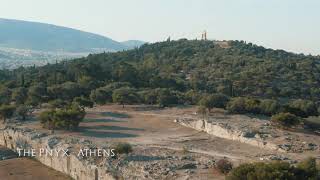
[227,158,319,180]
[0,87,12,105]
[112,87,139,108]
[48,99,68,108]
[227,161,295,180]
[244,98,261,114]
[39,110,55,129]
[39,104,85,130]
[73,96,94,108]
[226,163,255,180]
[226,97,247,114]
[47,82,83,101]
[15,105,32,121]
[137,88,180,107]
[216,159,233,174]
[259,99,280,115]
[90,82,132,105]
[11,87,28,105]
[281,105,305,118]
[156,88,179,107]
[184,90,202,105]
[271,112,300,127]
[199,93,230,111]
[226,97,260,114]
[287,99,318,118]
[27,83,47,106]
[139,90,158,105]
[90,87,112,105]
[113,143,133,154]
[296,157,318,179]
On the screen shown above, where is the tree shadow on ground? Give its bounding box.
[82,118,126,123]
[132,105,163,111]
[10,116,38,125]
[80,129,139,138]
[83,125,144,131]
[100,112,130,118]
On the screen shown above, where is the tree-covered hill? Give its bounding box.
[0,39,320,112]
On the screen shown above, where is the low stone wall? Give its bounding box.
[0,126,116,180]
[176,118,284,152]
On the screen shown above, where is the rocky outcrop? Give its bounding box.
[175,118,284,152]
[0,126,116,180]
[0,145,18,160]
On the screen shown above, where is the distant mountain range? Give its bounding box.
[0,18,145,69]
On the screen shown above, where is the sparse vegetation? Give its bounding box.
[48,99,69,109]
[197,105,208,119]
[287,99,318,118]
[11,87,28,105]
[216,159,233,174]
[15,105,32,121]
[73,96,94,108]
[259,99,280,116]
[304,116,320,130]
[227,157,319,180]
[226,97,260,114]
[113,143,133,154]
[199,93,229,112]
[182,146,190,154]
[112,87,139,108]
[271,112,301,128]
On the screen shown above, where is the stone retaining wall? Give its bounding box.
[175,118,284,152]
[0,126,116,180]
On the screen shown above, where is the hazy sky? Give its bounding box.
[0,0,319,55]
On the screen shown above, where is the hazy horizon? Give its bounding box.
[0,0,319,55]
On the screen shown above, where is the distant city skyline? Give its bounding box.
[0,0,319,55]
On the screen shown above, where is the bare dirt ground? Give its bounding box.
[50,105,279,162]
[0,158,72,180]
[0,146,71,180]
[4,104,320,179]
[26,105,276,161]
[84,106,297,158]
